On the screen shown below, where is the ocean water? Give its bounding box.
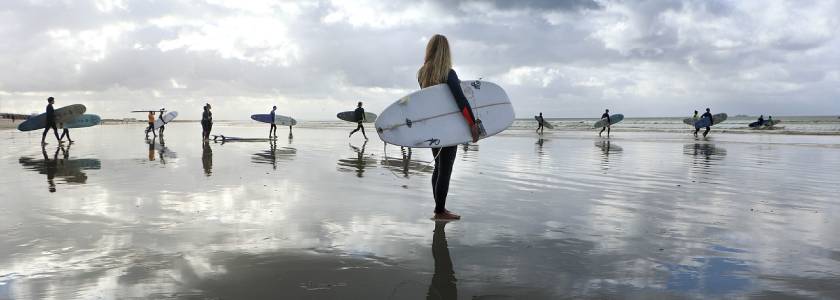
[0,123,838,299]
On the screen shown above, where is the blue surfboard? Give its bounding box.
[694,113,728,129]
[62,114,101,129]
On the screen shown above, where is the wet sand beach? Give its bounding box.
[1,123,839,299]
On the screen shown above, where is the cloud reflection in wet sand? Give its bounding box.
[0,124,839,299]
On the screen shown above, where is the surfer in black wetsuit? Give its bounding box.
[694,108,713,137]
[269,106,278,138]
[348,102,368,140]
[157,108,166,136]
[536,112,544,134]
[41,97,61,145]
[201,104,212,140]
[757,115,765,127]
[418,34,480,221]
[598,109,611,137]
[59,125,72,144]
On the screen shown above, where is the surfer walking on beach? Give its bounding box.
[145,111,156,138]
[41,97,61,145]
[157,108,167,136]
[418,34,480,220]
[348,102,368,140]
[536,112,545,134]
[598,109,611,137]
[269,106,278,138]
[694,108,714,138]
[201,104,212,140]
[59,125,73,144]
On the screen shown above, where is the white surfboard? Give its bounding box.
[153,111,178,130]
[375,80,514,148]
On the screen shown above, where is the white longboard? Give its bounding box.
[153,111,178,130]
[375,80,514,148]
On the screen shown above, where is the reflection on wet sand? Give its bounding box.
[595,140,622,154]
[202,141,212,176]
[427,221,457,300]
[683,143,727,159]
[337,141,376,177]
[380,147,432,177]
[18,145,101,192]
[146,136,177,164]
[251,141,297,169]
[595,140,621,170]
[684,143,727,176]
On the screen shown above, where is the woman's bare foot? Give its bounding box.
[432,211,461,220]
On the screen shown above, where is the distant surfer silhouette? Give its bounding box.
[201,103,212,140]
[157,108,166,136]
[348,101,368,140]
[598,109,611,137]
[41,97,61,145]
[694,108,713,138]
[145,111,156,138]
[536,112,544,134]
[418,34,479,220]
[269,106,278,138]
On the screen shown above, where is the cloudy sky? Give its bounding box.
[0,0,838,120]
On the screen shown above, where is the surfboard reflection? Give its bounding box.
[427,221,457,299]
[380,147,433,177]
[18,145,101,193]
[337,140,376,177]
[251,140,297,169]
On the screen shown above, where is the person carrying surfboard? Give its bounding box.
[59,125,73,144]
[157,108,167,136]
[269,106,278,138]
[598,109,611,137]
[41,97,62,145]
[417,34,480,221]
[694,108,714,137]
[146,111,156,138]
[201,103,212,140]
[349,102,368,140]
[536,112,545,134]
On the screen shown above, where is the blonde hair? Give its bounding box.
[417,34,452,88]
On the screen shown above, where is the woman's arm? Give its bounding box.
[446,69,476,126]
[446,69,480,142]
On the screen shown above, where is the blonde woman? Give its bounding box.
[418,34,479,220]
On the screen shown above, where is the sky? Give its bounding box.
[0,0,838,120]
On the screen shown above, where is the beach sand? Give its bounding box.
[1,123,839,299]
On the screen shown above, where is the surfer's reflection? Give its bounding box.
[251,140,296,168]
[380,147,432,177]
[427,221,457,300]
[202,141,213,176]
[337,140,375,177]
[146,136,176,164]
[19,145,101,192]
[595,140,622,155]
[684,143,727,175]
[683,143,726,159]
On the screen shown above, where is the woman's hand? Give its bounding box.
[470,124,480,143]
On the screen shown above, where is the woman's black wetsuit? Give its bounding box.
[428,69,476,214]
